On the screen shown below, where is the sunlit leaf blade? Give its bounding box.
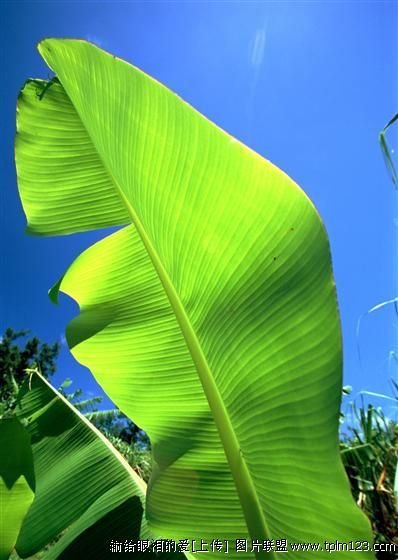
[44,480,145,560]
[16,79,130,235]
[16,39,374,558]
[0,417,35,560]
[14,372,157,559]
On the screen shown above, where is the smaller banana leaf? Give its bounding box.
[0,417,35,560]
[15,371,182,559]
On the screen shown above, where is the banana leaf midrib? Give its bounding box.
[45,58,274,554]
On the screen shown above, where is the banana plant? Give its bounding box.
[15,39,375,558]
[6,371,181,559]
[13,371,148,558]
[0,417,35,560]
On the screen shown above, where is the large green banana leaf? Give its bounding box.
[16,39,374,558]
[0,417,35,560]
[14,372,175,559]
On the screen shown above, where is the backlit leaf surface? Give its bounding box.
[16,39,374,558]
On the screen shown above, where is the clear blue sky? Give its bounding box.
[1,1,397,414]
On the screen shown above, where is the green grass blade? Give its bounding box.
[379,112,398,186]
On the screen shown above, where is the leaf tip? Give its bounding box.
[48,275,64,305]
[37,37,64,67]
[37,37,55,54]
